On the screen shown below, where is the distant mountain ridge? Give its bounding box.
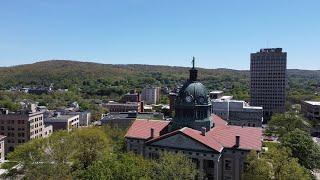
[0,60,319,92]
[1,59,318,72]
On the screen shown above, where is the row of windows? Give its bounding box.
[0,126,28,131]
[31,133,43,139]
[251,96,285,100]
[0,120,28,125]
[147,147,215,158]
[251,58,286,62]
[7,139,26,143]
[31,128,43,136]
[1,131,26,138]
[31,116,43,122]
[31,122,43,129]
[251,65,286,68]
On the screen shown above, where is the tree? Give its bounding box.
[242,151,272,180]
[6,128,110,179]
[281,129,320,169]
[7,131,75,179]
[243,146,313,180]
[71,128,110,170]
[265,146,312,180]
[267,113,310,137]
[151,152,201,180]
[76,153,152,180]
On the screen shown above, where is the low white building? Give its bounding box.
[68,111,91,127]
[42,125,53,137]
[212,97,263,127]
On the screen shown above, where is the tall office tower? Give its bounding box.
[250,48,287,121]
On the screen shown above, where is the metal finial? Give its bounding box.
[192,56,195,68]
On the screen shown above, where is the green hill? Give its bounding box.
[0,60,319,102]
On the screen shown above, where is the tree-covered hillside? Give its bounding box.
[0,60,319,103]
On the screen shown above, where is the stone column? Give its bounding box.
[234,157,240,180]
[215,161,219,180]
[199,158,204,170]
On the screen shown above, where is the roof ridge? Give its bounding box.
[181,128,223,152]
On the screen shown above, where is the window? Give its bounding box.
[208,160,215,168]
[224,159,232,171]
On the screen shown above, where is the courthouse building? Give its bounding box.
[125,60,262,180]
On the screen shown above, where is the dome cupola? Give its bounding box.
[171,57,213,131]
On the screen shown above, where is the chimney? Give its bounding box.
[140,101,144,113]
[235,136,240,147]
[150,128,154,139]
[201,127,206,136]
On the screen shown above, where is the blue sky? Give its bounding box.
[0,0,319,70]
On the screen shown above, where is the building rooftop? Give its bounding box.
[212,96,233,102]
[102,113,135,121]
[125,114,262,151]
[146,127,224,152]
[259,48,283,53]
[105,101,139,106]
[45,114,78,122]
[125,119,170,139]
[305,101,320,106]
[210,90,223,94]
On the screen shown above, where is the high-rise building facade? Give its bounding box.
[250,48,287,121]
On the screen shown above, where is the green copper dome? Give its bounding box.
[171,57,213,132]
[177,81,209,105]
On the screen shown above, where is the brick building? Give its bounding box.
[0,107,47,153]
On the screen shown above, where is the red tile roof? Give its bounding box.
[180,127,224,152]
[125,115,262,151]
[145,127,224,152]
[125,119,170,139]
[211,114,228,127]
[210,114,262,151]
[208,125,262,151]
